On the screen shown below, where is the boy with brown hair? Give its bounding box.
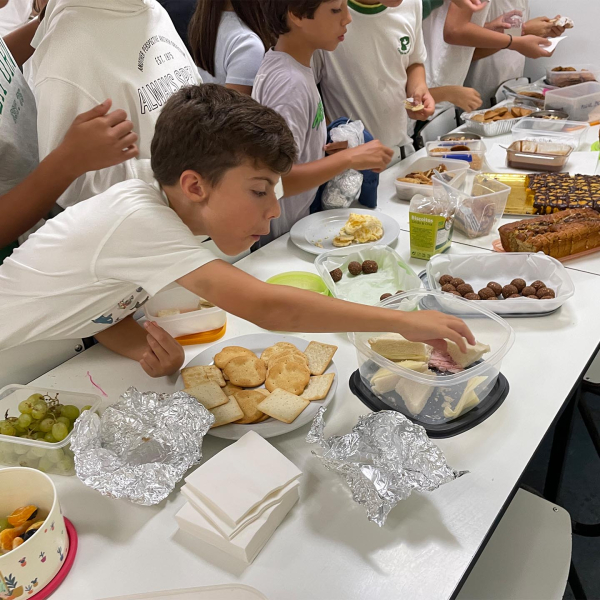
[0,85,473,376]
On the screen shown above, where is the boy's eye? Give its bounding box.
[252,190,267,198]
[331,8,342,13]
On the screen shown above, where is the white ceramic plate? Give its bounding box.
[178,334,337,440]
[289,208,401,255]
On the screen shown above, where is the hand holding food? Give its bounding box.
[140,321,185,377]
[346,140,394,173]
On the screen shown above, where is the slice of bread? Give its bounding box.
[304,341,338,375]
[300,374,335,401]
[185,381,229,409]
[210,395,244,428]
[257,389,310,424]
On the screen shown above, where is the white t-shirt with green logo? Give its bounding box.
[314,0,427,155]
[253,50,326,243]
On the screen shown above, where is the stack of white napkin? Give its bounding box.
[175,431,302,563]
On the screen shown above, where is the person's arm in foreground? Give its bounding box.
[2,17,41,67]
[444,4,552,59]
[406,64,436,121]
[431,86,482,112]
[450,0,488,11]
[0,101,138,246]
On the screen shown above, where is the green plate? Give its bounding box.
[266,272,330,295]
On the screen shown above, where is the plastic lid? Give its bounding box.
[266,272,329,295]
[175,324,227,346]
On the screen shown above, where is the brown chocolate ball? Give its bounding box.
[508,294,521,299]
[464,293,481,300]
[487,282,502,296]
[362,260,379,275]
[330,268,342,283]
[485,295,498,300]
[449,291,462,296]
[540,295,554,300]
[456,283,474,296]
[439,274,454,286]
[510,278,526,292]
[536,287,555,299]
[450,278,465,288]
[348,261,362,276]
[442,284,457,293]
[521,286,536,297]
[380,293,393,301]
[531,280,546,291]
[395,290,404,295]
[525,294,539,299]
[502,284,518,299]
[478,287,495,300]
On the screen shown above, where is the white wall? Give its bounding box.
[524,1,600,81]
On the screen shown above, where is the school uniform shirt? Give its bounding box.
[464,0,529,108]
[423,0,491,88]
[0,0,32,36]
[0,179,219,351]
[314,0,427,160]
[252,50,326,243]
[28,0,201,209]
[197,11,265,88]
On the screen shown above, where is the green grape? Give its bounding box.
[17,413,32,428]
[51,423,68,442]
[81,405,92,412]
[56,416,71,427]
[13,444,29,455]
[31,401,48,420]
[18,456,38,469]
[60,405,80,421]
[56,457,74,474]
[30,421,41,432]
[32,432,46,441]
[44,433,57,443]
[18,399,35,415]
[0,421,17,436]
[39,418,55,433]
[37,456,54,473]
[29,446,47,458]
[46,448,64,463]
[0,518,12,533]
[13,424,27,435]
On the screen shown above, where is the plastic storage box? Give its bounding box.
[0,385,101,475]
[394,157,470,201]
[144,285,226,345]
[426,140,486,171]
[505,141,573,172]
[348,291,514,426]
[546,64,599,88]
[544,81,600,122]
[512,117,589,149]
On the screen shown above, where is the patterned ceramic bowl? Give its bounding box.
[0,467,68,598]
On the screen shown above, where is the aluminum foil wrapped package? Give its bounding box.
[306,407,466,526]
[70,387,214,505]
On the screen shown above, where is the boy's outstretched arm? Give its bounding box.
[0,101,139,247]
[177,261,476,353]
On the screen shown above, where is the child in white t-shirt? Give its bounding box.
[0,85,474,377]
[189,0,271,95]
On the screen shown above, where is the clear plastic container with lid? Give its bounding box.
[425,140,486,171]
[349,291,514,428]
[546,64,600,88]
[544,81,600,122]
[512,117,590,149]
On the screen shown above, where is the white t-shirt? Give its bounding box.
[0,0,31,36]
[314,0,427,154]
[0,179,218,350]
[0,37,38,197]
[197,11,265,87]
[252,49,326,243]
[423,0,491,88]
[464,0,528,108]
[29,0,200,208]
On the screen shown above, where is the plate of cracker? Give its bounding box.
[178,334,338,440]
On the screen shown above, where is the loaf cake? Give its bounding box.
[499,208,600,258]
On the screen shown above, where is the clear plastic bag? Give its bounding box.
[322,120,365,210]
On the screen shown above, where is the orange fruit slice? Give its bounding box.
[7,505,38,527]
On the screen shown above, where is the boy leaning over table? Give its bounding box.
[0,85,474,377]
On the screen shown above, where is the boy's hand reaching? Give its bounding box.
[140,321,185,377]
[511,35,553,59]
[406,88,436,121]
[60,99,139,178]
[524,16,565,39]
[346,140,394,173]
[446,86,482,112]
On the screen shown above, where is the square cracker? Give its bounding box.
[234,390,268,424]
[210,395,244,428]
[304,341,338,376]
[257,388,310,424]
[185,381,229,409]
[181,365,226,388]
[300,374,335,401]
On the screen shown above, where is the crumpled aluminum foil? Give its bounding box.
[306,407,466,526]
[70,387,214,505]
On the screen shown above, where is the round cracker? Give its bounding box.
[266,348,308,368]
[268,354,309,374]
[260,342,299,364]
[214,346,256,370]
[223,355,267,387]
[265,360,310,395]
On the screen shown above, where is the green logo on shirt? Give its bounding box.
[398,36,411,55]
[312,100,325,130]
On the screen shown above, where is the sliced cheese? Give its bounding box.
[394,370,435,416]
[445,340,490,369]
[444,376,488,419]
[368,333,431,362]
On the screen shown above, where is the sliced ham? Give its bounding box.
[429,349,463,374]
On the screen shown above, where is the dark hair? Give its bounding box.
[151,84,297,187]
[261,0,328,38]
[189,0,275,77]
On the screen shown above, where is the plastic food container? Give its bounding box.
[394,157,470,201]
[426,253,575,317]
[544,82,600,122]
[439,133,482,142]
[426,140,486,171]
[460,104,538,137]
[348,291,514,426]
[503,84,551,109]
[0,467,69,596]
[432,172,511,239]
[104,585,268,600]
[266,271,329,296]
[144,285,226,345]
[512,117,589,148]
[0,385,101,476]
[314,245,421,305]
[505,141,573,172]
[546,64,600,88]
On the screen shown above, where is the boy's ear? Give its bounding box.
[179,170,211,204]
[287,9,304,30]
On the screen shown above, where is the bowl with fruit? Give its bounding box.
[0,385,101,476]
[0,467,69,597]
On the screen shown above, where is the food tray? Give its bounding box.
[482,173,534,215]
[350,369,509,438]
[503,84,551,109]
[506,141,573,172]
[394,157,469,201]
[460,105,538,137]
[493,238,600,263]
[512,118,589,150]
[425,140,486,172]
[546,64,600,88]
